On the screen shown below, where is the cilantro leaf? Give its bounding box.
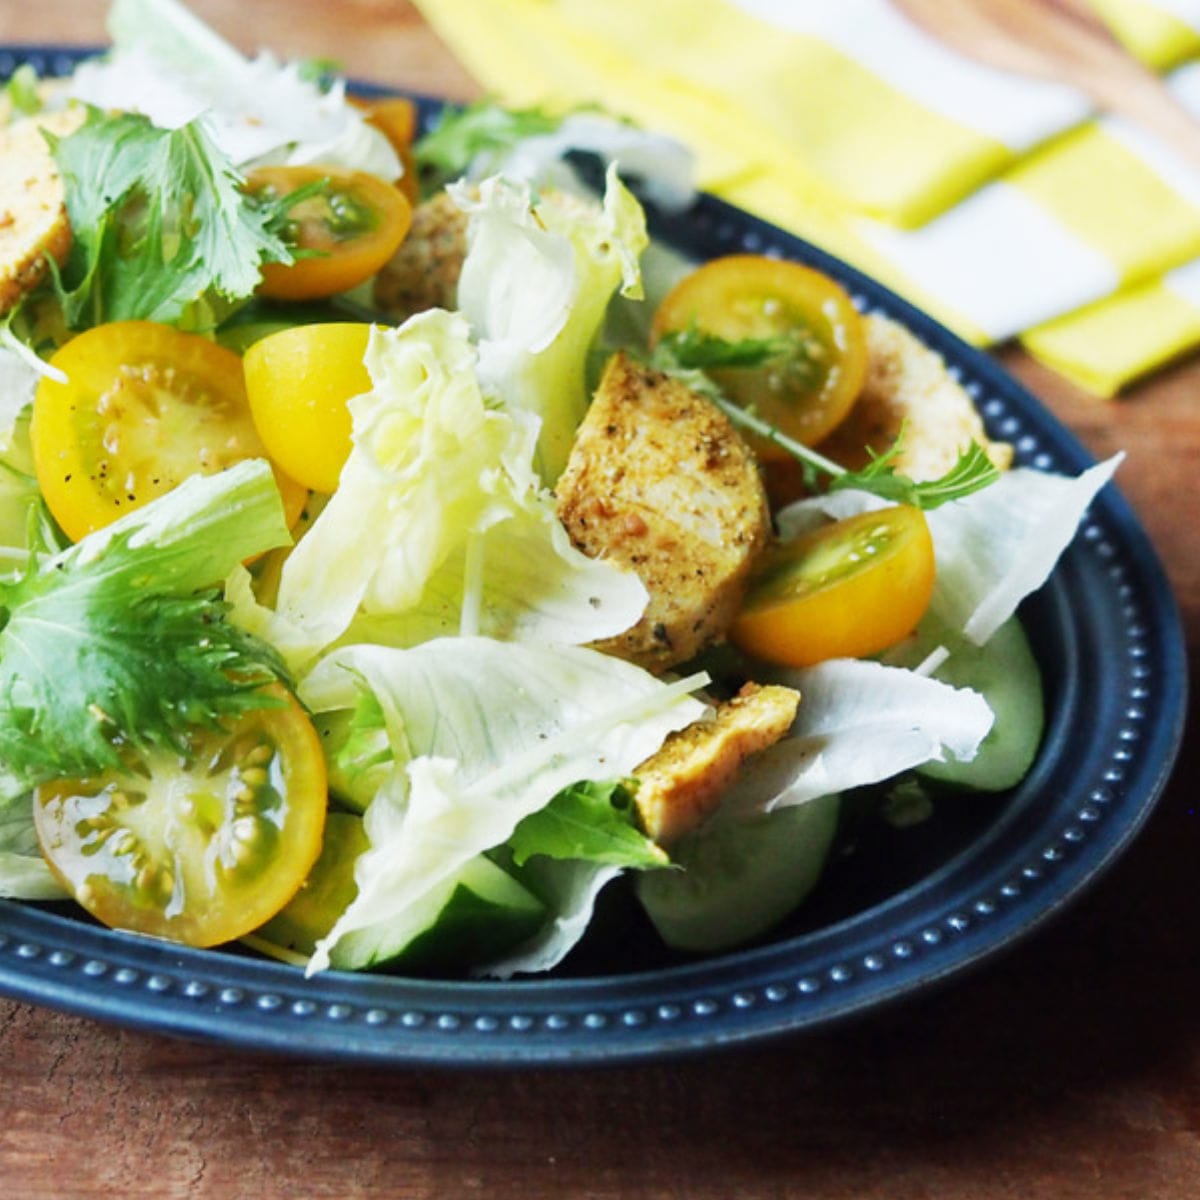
[45,107,294,332]
[508,779,668,869]
[0,461,292,786]
[414,99,564,196]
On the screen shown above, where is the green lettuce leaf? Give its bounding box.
[508,779,666,869]
[0,460,292,787]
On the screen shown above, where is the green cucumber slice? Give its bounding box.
[256,811,368,955]
[904,615,1045,791]
[330,852,549,974]
[256,813,549,972]
[634,794,840,953]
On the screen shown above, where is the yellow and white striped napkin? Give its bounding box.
[414,0,1200,395]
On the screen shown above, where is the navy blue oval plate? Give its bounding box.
[0,48,1188,1067]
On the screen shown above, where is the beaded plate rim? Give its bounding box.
[0,49,1188,1067]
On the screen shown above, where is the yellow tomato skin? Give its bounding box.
[248,165,412,301]
[33,688,328,949]
[651,255,868,459]
[243,323,374,494]
[730,505,935,667]
[31,321,307,542]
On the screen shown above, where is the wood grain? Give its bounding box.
[1,4,1199,1198]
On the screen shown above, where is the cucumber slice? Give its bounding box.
[256,811,368,955]
[331,853,549,973]
[257,815,549,972]
[634,794,840,953]
[906,615,1045,791]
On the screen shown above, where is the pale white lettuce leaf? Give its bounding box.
[925,456,1123,644]
[454,167,648,482]
[247,314,646,668]
[0,346,41,440]
[477,859,622,979]
[487,112,696,213]
[68,0,399,176]
[0,801,67,901]
[736,659,994,812]
[299,638,707,974]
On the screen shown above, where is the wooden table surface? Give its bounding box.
[1,3,1197,1197]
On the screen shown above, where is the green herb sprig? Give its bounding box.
[414,100,566,198]
[650,328,999,510]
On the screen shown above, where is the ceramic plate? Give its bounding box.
[0,48,1187,1065]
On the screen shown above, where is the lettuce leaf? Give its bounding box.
[925,456,1123,644]
[0,345,39,442]
[454,168,648,482]
[68,0,399,176]
[297,637,706,974]
[476,857,622,979]
[508,779,666,869]
[735,659,994,811]
[419,101,695,212]
[0,798,66,900]
[0,460,291,787]
[242,313,647,667]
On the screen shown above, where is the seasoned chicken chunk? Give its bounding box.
[556,352,772,674]
[817,312,1013,481]
[372,188,468,322]
[0,109,82,317]
[634,682,800,844]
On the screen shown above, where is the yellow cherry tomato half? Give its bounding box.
[730,505,936,667]
[248,165,412,301]
[651,255,868,459]
[33,687,328,949]
[31,321,308,542]
[243,322,373,494]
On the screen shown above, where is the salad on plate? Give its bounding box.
[0,0,1121,981]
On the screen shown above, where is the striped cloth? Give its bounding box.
[414,0,1200,395]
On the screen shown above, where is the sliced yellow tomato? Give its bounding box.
[33,688,328,949]
[31,321,307,542]
[243,322,373,494]
[248,165,412,301]
[651,255,868,459]
[730,505,935,667]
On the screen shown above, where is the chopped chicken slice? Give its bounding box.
[372,188,468,322]
[817,312,1013,481]
[0,108,83,317]
[556,352,772,674]
[634,682,800,844]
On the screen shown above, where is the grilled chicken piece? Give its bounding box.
[634,682,800,844]
[372,188,468,322]
[556,352,772,674]
[0,109,82,317]
[817,312,1013,481]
